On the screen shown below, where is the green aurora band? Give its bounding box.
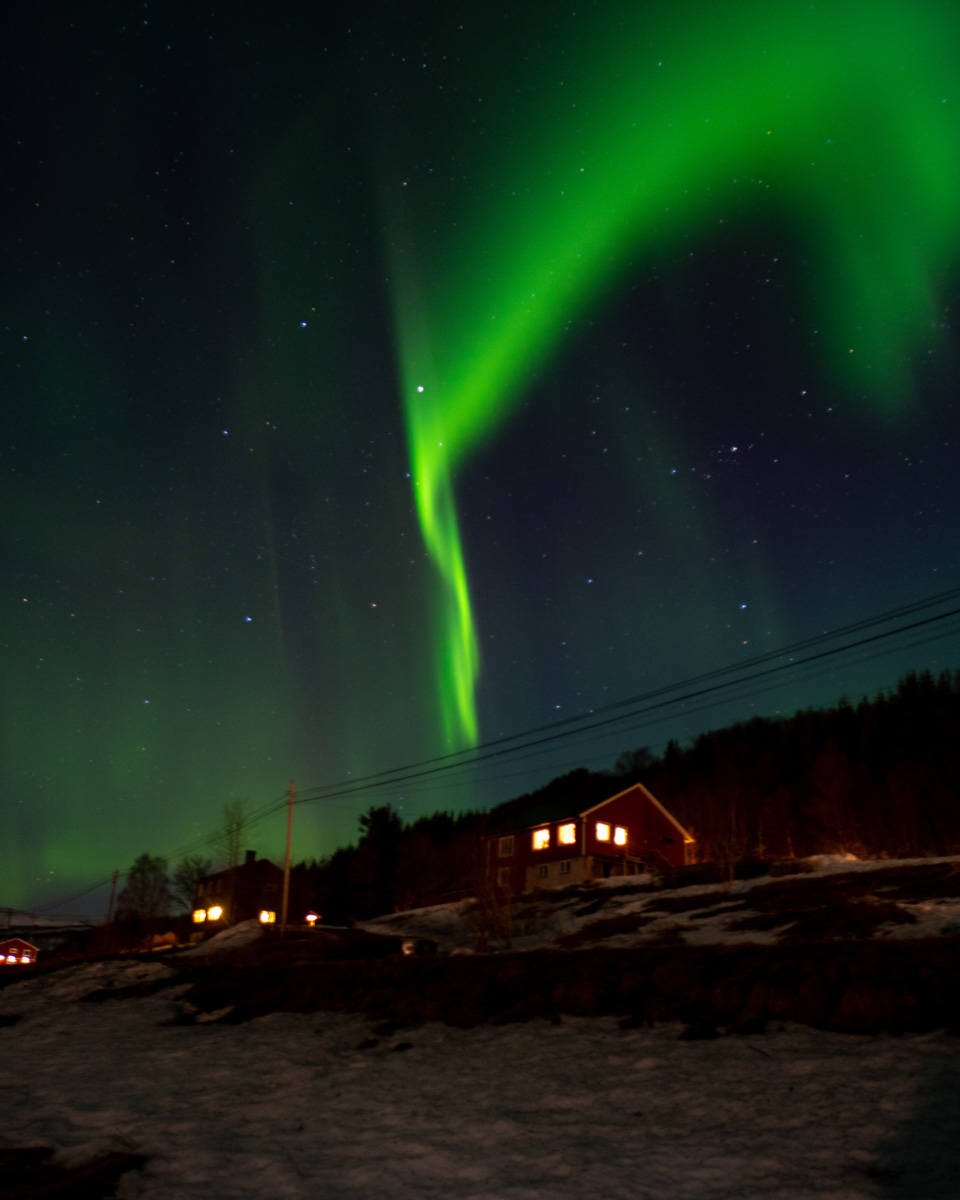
[392,0,960,748]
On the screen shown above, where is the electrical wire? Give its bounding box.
[290,596,960,808]
[24,587,960,915]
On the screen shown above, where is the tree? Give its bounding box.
[219,798,249,870]
[614,746,654,780]
[171,854,214,913]
[116,854,170,922]
[350,805,403,916]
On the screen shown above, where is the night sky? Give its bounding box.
[5,1,960,916]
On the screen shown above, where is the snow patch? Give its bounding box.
[2,1000,959,1198]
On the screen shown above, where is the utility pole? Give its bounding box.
[105,869,119,952]
[106,870,119,925]
[281,780,294,935]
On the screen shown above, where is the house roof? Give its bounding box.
[0,938,38,953]
[581,782,694,842]
[490,782,694,842]
[198,857,283,888]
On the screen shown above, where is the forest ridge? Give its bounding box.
[293,670,960,919]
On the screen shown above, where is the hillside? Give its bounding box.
[4,856,960,1195]
[8,855,956,1038]
[294,671,960,920]
[5,856,960,1043]
[361,854,960,953]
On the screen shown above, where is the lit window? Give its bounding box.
[259,910,276,924]
[559,823,576,845]
[596,822,610,841]
[498,835,515,857]
[6,955,15,964]
[532,828,550,850]
[20,954,31,963]
[207,905,224,921]
[559,860,572,875]
[192,909,207,924]
[614,826,627,846]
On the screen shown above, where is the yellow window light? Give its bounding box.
[614,826,627,846]
[207,905,224,921]
[596,822,610,841]
[259,910,276,924]
[559,823,576,845]
[192,909,207,924]
[532,828,550,850]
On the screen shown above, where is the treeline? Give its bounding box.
[646,668,960,865]
[295,669,960,917]
[290,808,483,922]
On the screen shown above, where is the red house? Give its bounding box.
[0,938,38,966]
[486,783,694,895]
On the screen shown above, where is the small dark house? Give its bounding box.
[193,850,284,927]
[486,782,694,895]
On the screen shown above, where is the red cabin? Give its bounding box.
[486,783,694,895]
[0,938,38,966]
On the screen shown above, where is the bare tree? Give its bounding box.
[116,854,170,922]
[614,746,654,780]
[171,854,214,912]
[219,798,249,870]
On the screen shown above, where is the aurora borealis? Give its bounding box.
[394,0,960,746]
[4,1,960,915]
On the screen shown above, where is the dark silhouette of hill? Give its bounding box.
[295,668,960,917]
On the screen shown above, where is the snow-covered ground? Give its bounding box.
[0,912,99,959]
[1,956,959,1198]
[360,855,960,953]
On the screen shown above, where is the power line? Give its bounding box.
[24,586,960,914]
[30,794,293,916]
[290,590,960,808]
